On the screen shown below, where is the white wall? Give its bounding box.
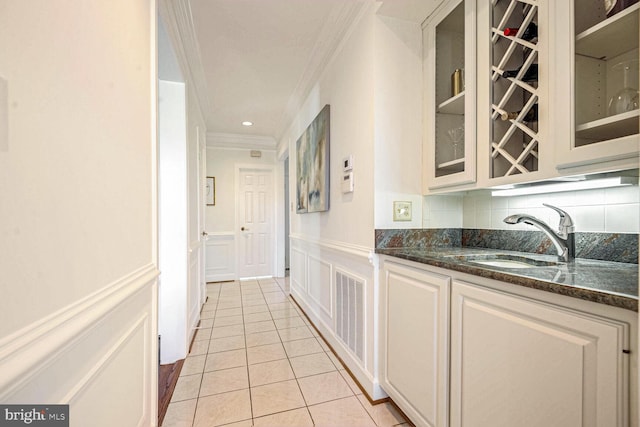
[0,1,158,425]
[205,145,277,281]
[281,5,389,400]
[373,14,424,230]
[158,80,188,364]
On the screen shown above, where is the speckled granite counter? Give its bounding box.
[376,247,638,312]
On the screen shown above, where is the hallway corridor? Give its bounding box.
[161,277,410,426]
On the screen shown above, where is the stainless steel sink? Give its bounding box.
[448,254,562,269]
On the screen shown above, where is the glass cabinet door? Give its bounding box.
[423,0,476,190]
[555,0,639,170]
[575,3,638,144]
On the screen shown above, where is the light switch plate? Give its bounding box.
[393,201,412,221]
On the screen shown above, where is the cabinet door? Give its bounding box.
[423,0,477,190]
[475,0,555,186]
[552,0,639,170]
[450,281,630,427]
[381,262,450,427]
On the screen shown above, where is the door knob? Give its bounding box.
[201,231,208,237]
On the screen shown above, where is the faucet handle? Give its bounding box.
[543,203,575,233]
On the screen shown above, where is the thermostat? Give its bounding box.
[342,172,354,193]
[343,155,353,172]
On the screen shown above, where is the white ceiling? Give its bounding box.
[184,0,441,143]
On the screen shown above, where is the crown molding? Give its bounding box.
[207,132,277,150]
[159,0,211,120]
[275,2,370,141]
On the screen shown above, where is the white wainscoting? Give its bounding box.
[205,232,236,282]
[307,255,333,321]
[289,234,386,401]
[0,264,159,427]
[291,247,307,293]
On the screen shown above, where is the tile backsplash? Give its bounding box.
[424,186,639,233]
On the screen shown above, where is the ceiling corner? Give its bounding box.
[159,0,211,119]
[274,1,371,140]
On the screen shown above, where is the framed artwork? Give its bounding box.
[206,176,215,206]
[296,104,330,213]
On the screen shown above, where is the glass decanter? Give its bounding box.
[608,59,639,116]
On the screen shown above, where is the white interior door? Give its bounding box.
[238,168,274,278]
[198,128,207,305]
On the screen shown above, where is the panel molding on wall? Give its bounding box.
[307,254,333,319]
[289,234,385,400]
[205,232,236,282]
[0,264,159,425]
[291,247,307,293]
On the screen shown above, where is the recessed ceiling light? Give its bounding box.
[242,121,253,126]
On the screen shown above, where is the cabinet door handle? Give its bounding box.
[241,227,249,231]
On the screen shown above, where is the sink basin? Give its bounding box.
[447,254,562,269]
[470,259,546,269]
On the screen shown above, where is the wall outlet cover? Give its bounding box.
[393,201,412,221]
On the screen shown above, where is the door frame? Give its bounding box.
[235,164,277,279]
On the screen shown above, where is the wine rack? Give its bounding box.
[490,0,540,178]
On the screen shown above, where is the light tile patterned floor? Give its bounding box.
[162,277,410,427]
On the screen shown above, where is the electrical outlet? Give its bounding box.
[393,201,412,221]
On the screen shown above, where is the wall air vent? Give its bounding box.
[335,270,364,362]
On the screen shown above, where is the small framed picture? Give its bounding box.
[206,177,215,206]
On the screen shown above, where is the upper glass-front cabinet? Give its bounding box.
[423,0,476,190]
[555,0,639,169]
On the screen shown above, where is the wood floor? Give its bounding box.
[158,359,184,426]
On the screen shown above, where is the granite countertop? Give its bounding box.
[376,247,638,312]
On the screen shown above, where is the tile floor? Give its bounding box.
[161,277,410,427]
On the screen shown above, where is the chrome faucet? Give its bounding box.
[503,203,576,262]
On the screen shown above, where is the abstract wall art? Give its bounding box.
[296,104,330,213]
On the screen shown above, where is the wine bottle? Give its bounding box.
[503,22,538,41]
[500,104,538,122]
[501,64,538,82]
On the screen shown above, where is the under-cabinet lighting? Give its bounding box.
[242,121,253,126]
[491,176,636,197]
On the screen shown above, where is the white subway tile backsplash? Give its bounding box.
[425,185,638,233]
[491,197,508,210]
[568,206,606,232]
[476,196,492,211]
[490,209,509,229]
[571,189,606,206]
[605,204,640,233]
[605,186,640,204]
[463,196,476,213]
[463,209,476,228]
[476,210,492,229]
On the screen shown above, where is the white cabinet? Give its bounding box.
[379,256,636,427]
[553,0,639,170]
[423,0,477,190]
[450,280,632,427]
[380,261,450,427]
